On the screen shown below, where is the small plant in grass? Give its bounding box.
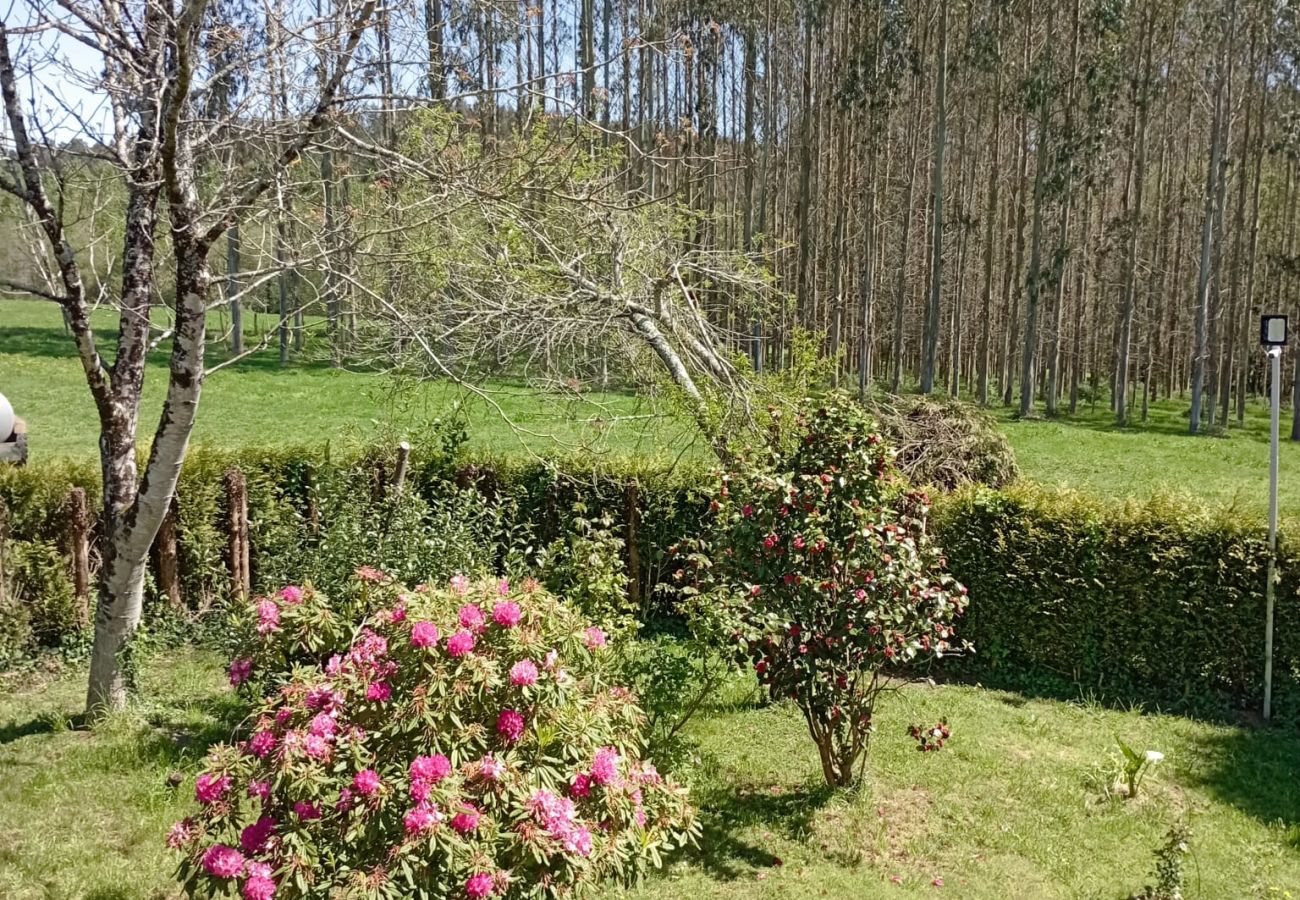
[676,394,969,787]
[173,575,697,899]
[1129,820,1192,900]
[907,720,951,753]
[1116,735,1164,798]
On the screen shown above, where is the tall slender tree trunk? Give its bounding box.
[920,0,949,395]
[1191,0,1234,433]
[1117,7,1153,426]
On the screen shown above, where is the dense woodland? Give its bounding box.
[4,0,1300,436]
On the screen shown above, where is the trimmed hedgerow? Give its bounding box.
[934,485,1300,720]
[1,441,1297,720]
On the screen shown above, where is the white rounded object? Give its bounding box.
[0,392,12,442]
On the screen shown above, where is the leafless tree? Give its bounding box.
[0,0,376,715]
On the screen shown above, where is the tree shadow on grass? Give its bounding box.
[1187,725,1300,829]
[0,714,57,746]
[676,762,837,881]
[136,692,250,768]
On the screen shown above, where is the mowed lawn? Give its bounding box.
[0,651,1297,899]
[4,298,1300,515]
[0,300,703,462]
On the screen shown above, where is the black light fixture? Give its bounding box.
[1261,315,1288,348]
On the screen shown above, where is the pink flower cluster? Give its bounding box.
[465,871,498,898]
[255,600,281,636]
[509,659,539,687]
[410,620,440,649]
[492,601,522,628]
[496,709,525,743]
[528,788,594,858]
[195,772,231,805]
[229,657,253,687]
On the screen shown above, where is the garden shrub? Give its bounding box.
[172,574,697,899]
[677,394,969,786]
[7,539,78,647]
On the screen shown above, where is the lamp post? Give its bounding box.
[1260,315,1287,721]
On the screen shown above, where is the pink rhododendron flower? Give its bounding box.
[365,681,391,703]
[583,627,606,650]
[325,654,344,676]
[563,825,593,857]
[404,803,441,834]
[303,734,332,760]
[336,787,355,811]
[247,780,271,801]
[228,657,253,687]
[634,807,647,827]
[458,604,486,632]
[308,712,338,739]
[242,862,276,900]
[353,769,381,796]
[409,780,431,803]
[410,754,452,784]
[195,773,231,805]
[465,872,496,898]
[200,844,245,879]
[247,730,276,759]
[410,621,440,649]
[450,803,480,834]
[356,565,387,583]
[543,649,560,671]
[239,816,276,854]
[389,601,407,623]
[496,709,525,743]
[591,747,620,785]
[165,818,195,850]
[478,755,506,781]
[491,601,522,628]
[278,585,303,604]
[570,772,592,798]
[509,659,539,686]
[497,578,510,595]
[449,574,470,594]
[446,630,476,658]
[255,600,280,635]
[293,801,321,821]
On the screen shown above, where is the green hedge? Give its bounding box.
[935,486,1300,720]
[1,444,1296,720]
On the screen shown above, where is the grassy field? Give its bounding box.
[1,651,1297,899]
[4,298,1298,514]
[0,300,703,462]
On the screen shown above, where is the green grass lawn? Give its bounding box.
[4,297,1299,515]
[2,651,1297,899]
[0,300,703,462]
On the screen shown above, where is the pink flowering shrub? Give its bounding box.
[225,584,350,694]
[173,576,697,899]
[676,395,969,787]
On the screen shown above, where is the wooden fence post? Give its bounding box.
[624,481,642,608]
[392,441,411,495]
[66,487,91,627]
[156,496,182,609]
[224,468,250,599]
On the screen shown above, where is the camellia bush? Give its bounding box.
[677,394,969,787]
[171,574,697,899]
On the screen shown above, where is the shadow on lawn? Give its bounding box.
[137,693,250,768]
[0,715,58,745]
[1190,725,1300,828]
[682,765,836,880]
